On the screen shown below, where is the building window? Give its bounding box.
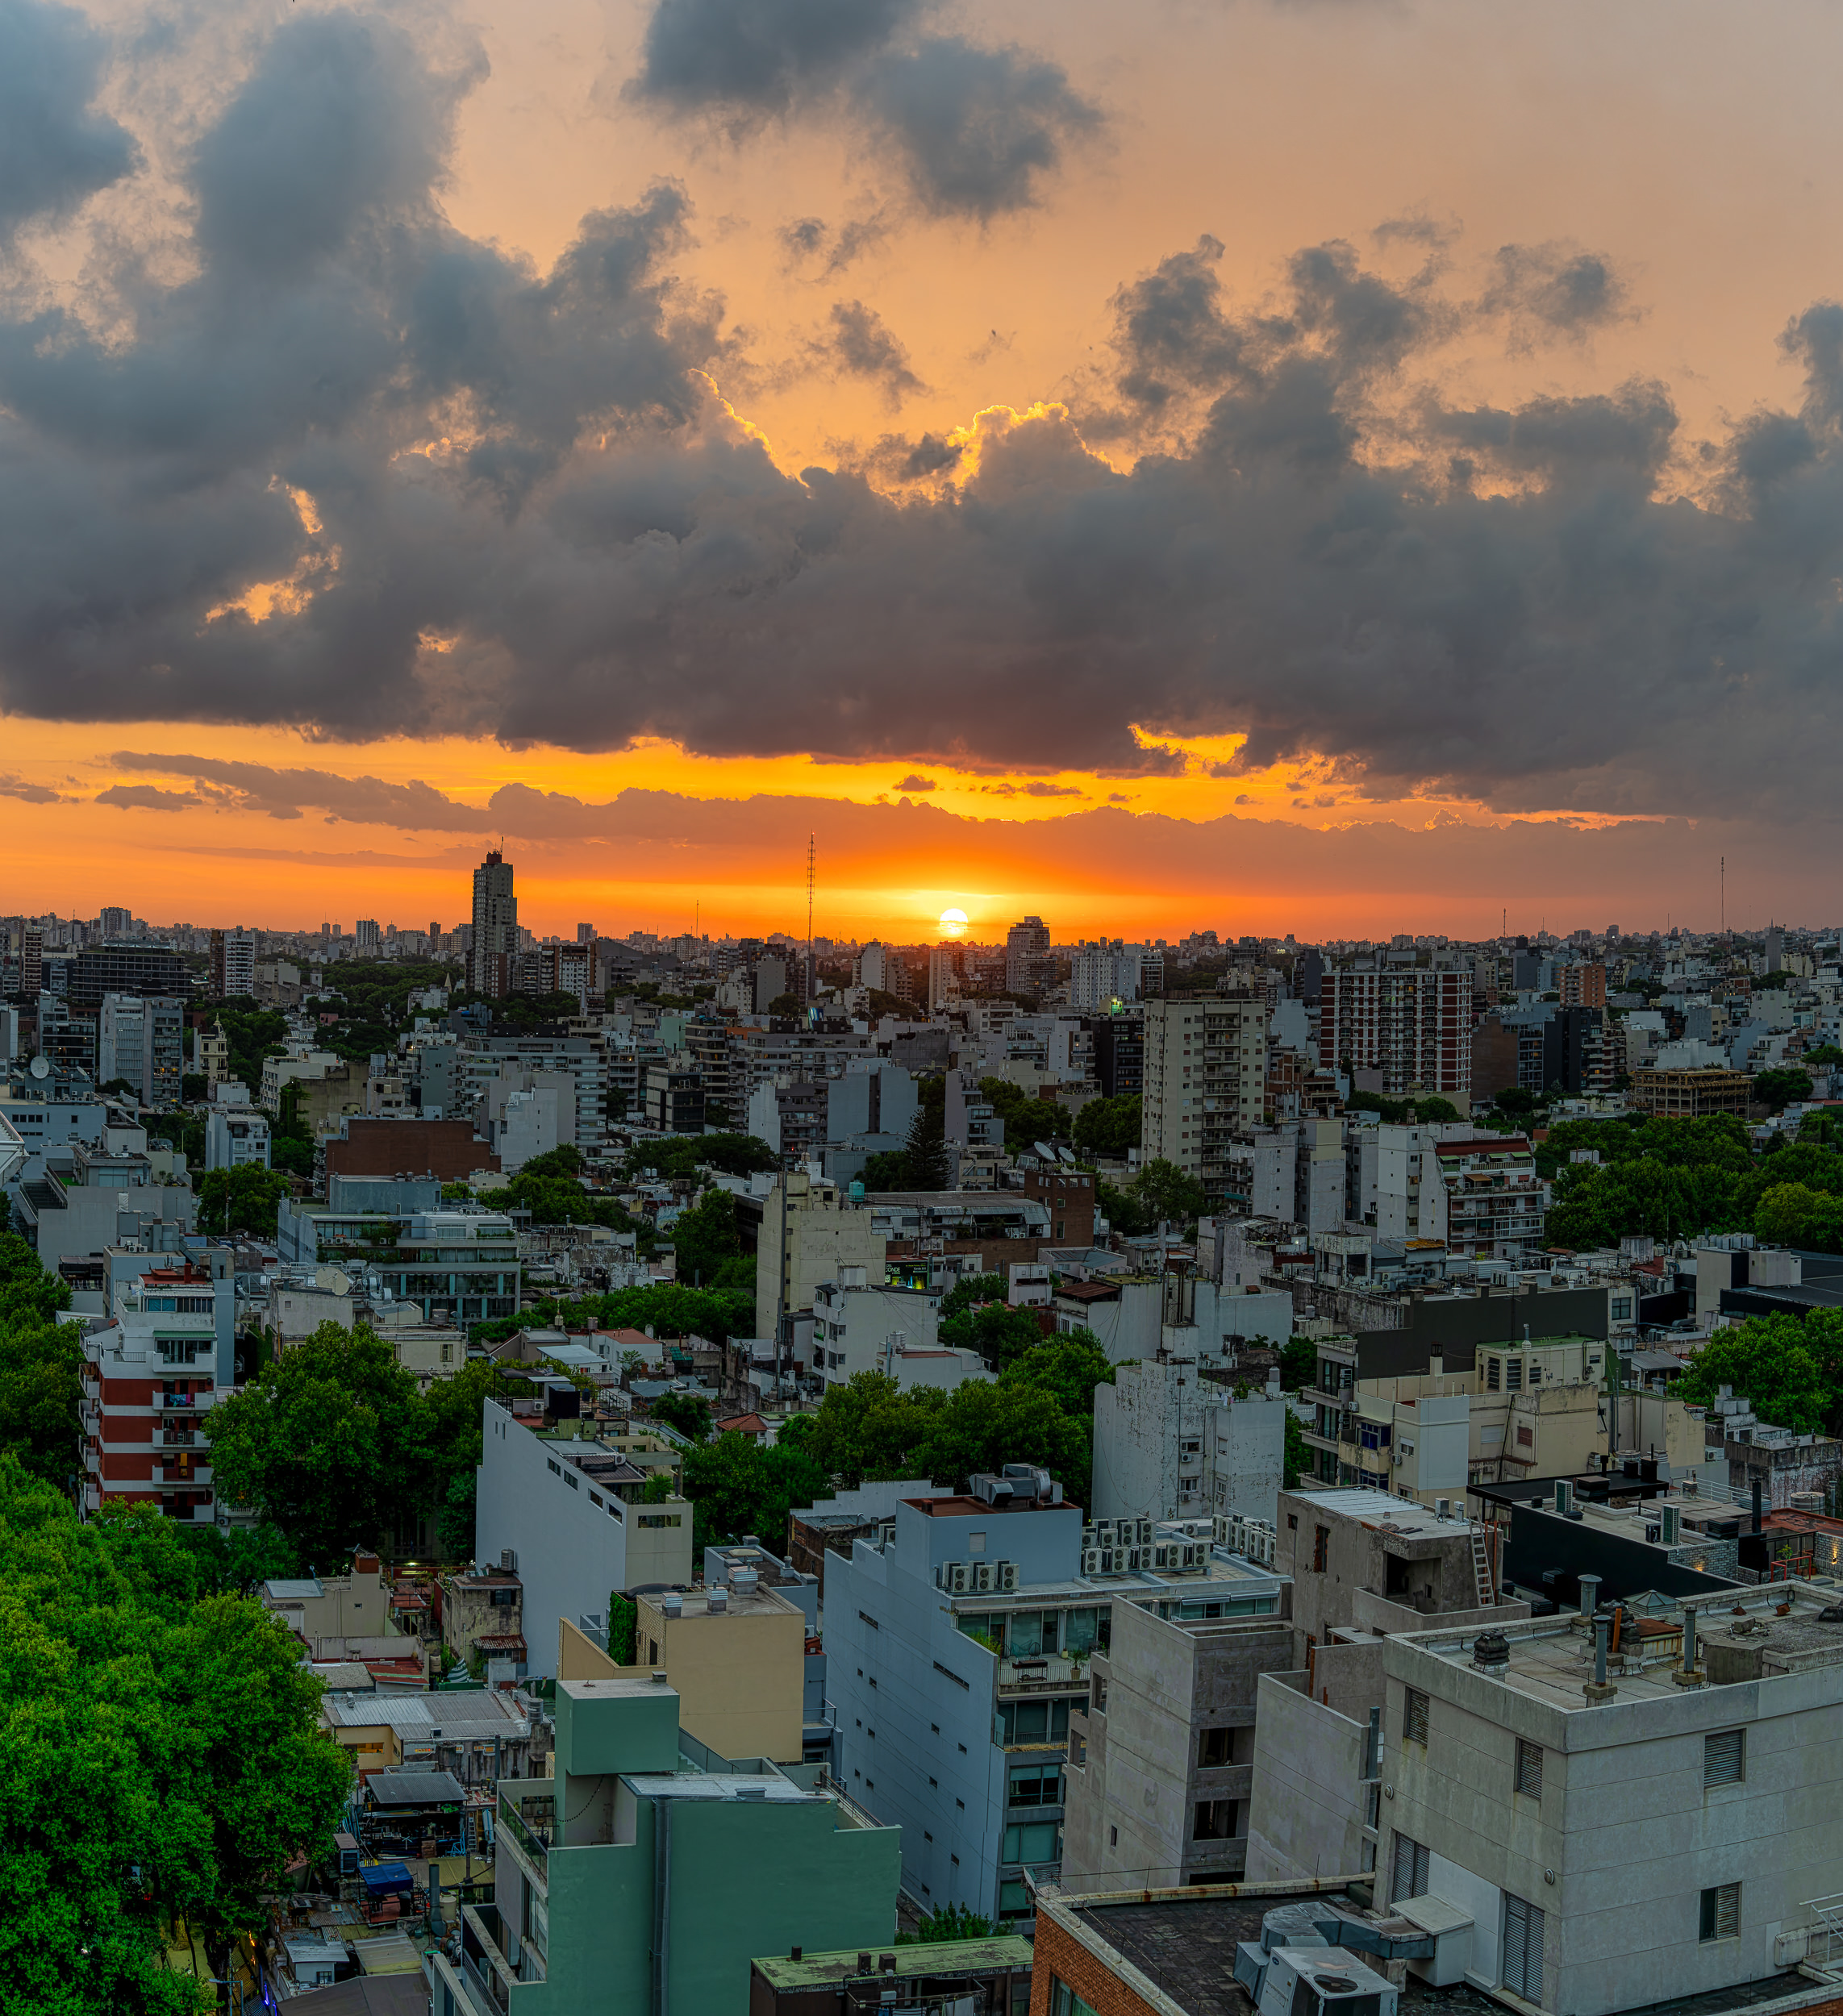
[1704,1729,1745,1788]
[1193,1798,1237,1841]
[1516,1739,1543,1799]
[1050,1983,1100,2016]
[1391,1833,1430,1904]
[1700,1884,1741,1942]
[1198,1727,1234,1768]
[1313,1526,1329,1572]
[1403,1689,1429,1746]
[1503,1894,1545,2000]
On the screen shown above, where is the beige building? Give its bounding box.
[557,1579,809,1764]
[755,1169,886,1343]
[1140,994,1269,1209]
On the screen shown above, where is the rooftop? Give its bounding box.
[751,1935,1034,1991]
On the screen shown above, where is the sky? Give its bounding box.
[3,0,1842,940]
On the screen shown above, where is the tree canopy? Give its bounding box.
[0,1461,350,2011]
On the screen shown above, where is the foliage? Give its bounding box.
[650,1390,713,1443]
[798,1355,1103,1510]
[1279,1338,1318,1393]
[203,1324,503,1566]
[197,1163,290,1238]
[1346,1091,1463,1125]
[0,1235,82,1486]
[1674,1314,1843,1435]
[1753,1068,1815,1113]
[670,1185,745,1289]
[607,1591,637,1664]
[1073,1093,1141,1158]
[940,1297,1047,1375]
[678,1433,831,1558]
[1753,1182,1843,1253]
[978,1076,1071,1146]
[0,1462,351,2009]
[1283,1410,1311,1489]
[898,1902,994,1945]
[938,1272,1007,1325]
[623,1133,779,1182]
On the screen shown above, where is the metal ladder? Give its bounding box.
[1469,1527,1495,1607]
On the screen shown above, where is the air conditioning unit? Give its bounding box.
[1081,1547,1103,1575]
[998,1560,1018,1592]
[973,1562,994,1593]
[948,1561,969,1593]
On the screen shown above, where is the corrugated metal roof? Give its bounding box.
[321,1692,528,1738]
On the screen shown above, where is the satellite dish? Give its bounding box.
[28,1055,50,1080]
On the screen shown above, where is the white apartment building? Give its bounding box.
[473,1400,694,1677]
[1091,1358,1288,1527]
[1379,1587,1843,2016]
[1141,995,1270,1209]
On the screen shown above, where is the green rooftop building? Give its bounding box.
[437,1677,900,2016]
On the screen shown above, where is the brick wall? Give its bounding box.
[1028,1913,1158,2016]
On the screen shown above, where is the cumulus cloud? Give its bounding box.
[1481,240,1637,349]
[0,0,136,244]
[817,300,924,405]
[6,0,1843,827]
[629,0,1099,221]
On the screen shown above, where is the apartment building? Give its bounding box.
[1140,995,1270,1209]
[79,1261,223,1522]
[438,1676,899,2016]
[1090,1359,1287,1526]
[1062,1593,1296,1889]
[1378,1586,1843,2015]
[1318,959,1470,1098]
[473,1400,694,1677]
[827,1469,1288,1926]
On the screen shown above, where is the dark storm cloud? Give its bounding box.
[1481,241,1636,348]
[0,0,136,242]
[861,38,1103,221]
[629,0,1099,222]
[7,0,1843,824]
[109,754,494,830]
[631,0,925,117]
[819,300,924,405]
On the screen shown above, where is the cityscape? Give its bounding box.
[8,0,1843,2013]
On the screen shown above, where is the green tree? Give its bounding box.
[1133,1158,1209,1233]
[1753,1068,1816,1113]
[941,1298,1047,1375]
[1283,1410,1311,1489]
[1073,1093,1141,1158]
[202,1322,435,1567]
[938,1272,1007,1324]
[0,1234,82,1485]
[651,1390,713,1443]
[899,1902,994,1945]
[0,1464,350,2009]
[678,1434,831,1558]
[1674,1315,1835,1435]
[607,1590,637,1664]
[197,1163,289,1238]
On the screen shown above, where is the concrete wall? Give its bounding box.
[1381,1628,1843,2016]
[1245,1671,1371,1881]
[474,1401,694,1678]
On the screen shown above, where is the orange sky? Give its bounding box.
[9,0,1843,936]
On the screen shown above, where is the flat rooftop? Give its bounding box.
[1399,1583,1843,1712]
[752,1935,1033,1990]
[1054,1889,1818,2016]
[1286,1488,1484,1540]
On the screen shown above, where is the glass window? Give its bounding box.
[1064,1607,1099,1656]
